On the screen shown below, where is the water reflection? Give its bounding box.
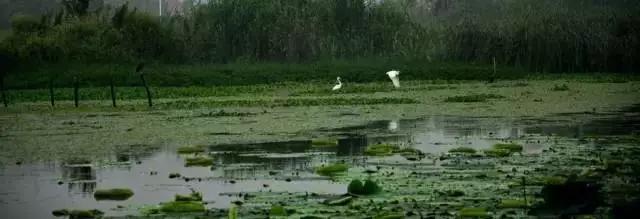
[63,165,96,194]
[1,106,639,218]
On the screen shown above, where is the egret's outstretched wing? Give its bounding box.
[386,70,400,88]
[390,77,400,88]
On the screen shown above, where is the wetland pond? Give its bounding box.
[1,105,639,218]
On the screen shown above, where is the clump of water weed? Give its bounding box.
[323,196,353,206]
[51,209,69,217]
[175,192,202,202]
[185,157,213,167]
[493,143,523,153]
[160,201,205,213]
[484,143,523,157]
[52,209,104,218]
[348,179,381,195]
[311,139,338,147]
[498,199,528,209]
[94,188,134,200]
[551,84,570,91]
[449,147,477,154]
[270,205,287,217]
[364,144,400,156]
[64,157,91,165]
[374,213,405,219]
[228,205,238,219]
[444,94,505,102]
[177,145,205,154]
[315,163,349,176]
[483,148,511,157]
[459,207,490,218]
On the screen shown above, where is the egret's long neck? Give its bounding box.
[337,78,342,84]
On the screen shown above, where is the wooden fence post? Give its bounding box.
[73,76,79,108]
[49,77,55,107]
[0,74,7,107]
[110,76,116,107]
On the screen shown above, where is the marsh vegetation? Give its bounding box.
[0,1,639,219]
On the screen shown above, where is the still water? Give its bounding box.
[1,106,638,218]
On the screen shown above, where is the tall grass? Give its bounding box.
[0,0,638,87]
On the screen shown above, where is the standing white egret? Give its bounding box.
[332,77,343,91]
[388,120,399,131]
[386,70,400,88]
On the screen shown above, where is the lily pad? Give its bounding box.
[94,188,134,200]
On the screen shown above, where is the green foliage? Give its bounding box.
[362,179,382,195]
[348,179,381,195]
[1,0,638,86]
[10,15,41,34]
[449,147,477,154]
[347,179,364,195]
[552,84,570,91]
[177,145,205,154]
[315,163,349,176]
[444,94,505,102]
[459,207,489,218]
[228,205,238,219]
[51,209,69,217]
[483,148,511,158]
[542,176,568,185]
[498,199,528,209]
[160,201,205,213]
[69,209,104,218]
[185,157,214,167]
[311,139,339,147]
[270,205,287,217]
[492,143,523,153]
[62,0,90,17]
[175,192,202,202]
[364,144,400,156]
[93,188,134,200]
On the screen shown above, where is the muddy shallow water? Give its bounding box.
[1,105,639,218]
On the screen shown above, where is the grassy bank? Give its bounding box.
[4,61,527,89]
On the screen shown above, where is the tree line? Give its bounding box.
[1,0,639,74]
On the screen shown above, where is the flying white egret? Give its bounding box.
[386,70,400,88]
[332,77,343,91]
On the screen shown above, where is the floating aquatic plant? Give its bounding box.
[228,205,238,219]
[177,145,205,154]
[483,148,511,157]
[52,209,104,218]
[315,163,348,176]
[458,207,490,218]
[311,139,338,147]
[185,157,213,167]
[270,205,287,217]
[498,199,528,209]
[493,143,523,153]
[323,196,353,206]
[175,192,202,202]
[364,144,400,156]
[348,179,381,195]
[93,188,134,200]
[160,201,205,213]
[449,147,477,154]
